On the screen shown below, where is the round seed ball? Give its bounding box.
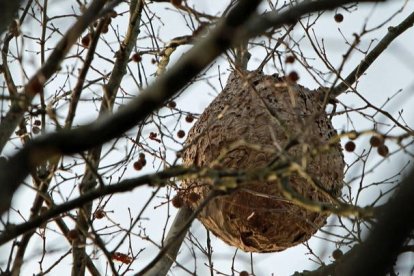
[334,13,344,23]
[285,55,295,64]
[370,135,383,147]
[378,144,389,157]
[288,71,299,82]
[332,248,343,260]
[172,195,184,208]
[345,141,356,152]
[177,130,186,139]
[185,114,194,123]
[167,101,177,108]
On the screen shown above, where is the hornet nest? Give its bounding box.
[181,70,345,252]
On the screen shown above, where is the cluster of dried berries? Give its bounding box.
[82,10,115,47]
[149,132,161,143]
[131,52,142,62]
[94,208,106,219]
[345,134,389,157]
[112,252,133,264]
[370,135,389,157]
[133,153,147,171]
[171,191,200,208]
[288,71,299,82]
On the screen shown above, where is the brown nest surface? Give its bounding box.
[181,70,345,252]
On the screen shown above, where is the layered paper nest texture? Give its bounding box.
[182,71,345,252]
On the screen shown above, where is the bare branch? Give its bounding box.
[0,0,386,217]
[0,0,111,152]
[331,9,414,97]
[297,165,414,275]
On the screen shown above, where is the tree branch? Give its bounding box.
[0,0,111,152]
[0,166,195,245]
[0,0,387,216]
[331,9,414,97]
[296,165,414,275]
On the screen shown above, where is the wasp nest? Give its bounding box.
[181,70,345,252]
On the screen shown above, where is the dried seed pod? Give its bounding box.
[285,55,295,64]
[345,141,356,152]
[332,248,344,260]
[94,208,106,219]
[334,13,344,23]
[182,71,345,252]
[378,144,389,157]
[81,34,91,47]
[370,135,383,147]
[171,195,184,208]
[185,114,194,123]
[67,229,80,241]
[133,160,144,170]
[131,53,142,62]
[288,71,299,82]
[177,130,186,139]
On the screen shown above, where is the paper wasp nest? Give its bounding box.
[181,70,345,252]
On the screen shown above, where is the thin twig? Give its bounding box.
[331,10,414,97]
